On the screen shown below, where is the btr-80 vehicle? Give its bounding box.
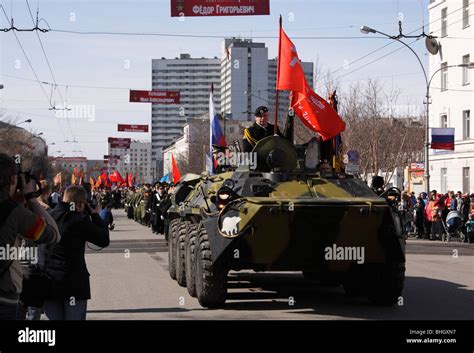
[165,123,405,308]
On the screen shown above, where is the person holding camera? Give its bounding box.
[43,185,110,320]
[0,153,61,320]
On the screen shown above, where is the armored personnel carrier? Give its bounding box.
[165,133,405,308]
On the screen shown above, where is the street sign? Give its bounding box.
[118,124,149,133]
[345,163,359,175]
[129,90,180,104]
[347,150,360,164]
[108,137,131,149]
[170,0,270,17]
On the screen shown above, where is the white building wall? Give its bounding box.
[429,0,474,193]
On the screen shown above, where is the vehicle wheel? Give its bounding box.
[302,271,318,281]
[195,225,227,308]
[185,224,198,297]
[368,263,405,306]
[168,219,179,280]
[342,265,366,297]
[176,221,188,287]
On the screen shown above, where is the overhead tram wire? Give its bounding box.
[330,2,473,78]
[25,0,76,141]
[0,4,68,141]
[333,7,474,81]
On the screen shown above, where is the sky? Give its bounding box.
[0,0,433,159]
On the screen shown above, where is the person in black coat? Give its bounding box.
[43,185,109,320]
[242,106,282,153]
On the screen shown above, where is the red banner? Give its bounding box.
[108,137,131,149]
[129,90,180,104]
[118,124,149,133]
[170,0,270,17]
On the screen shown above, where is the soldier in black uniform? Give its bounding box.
[242,106,282,152]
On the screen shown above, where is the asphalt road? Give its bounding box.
[85,211,474,320]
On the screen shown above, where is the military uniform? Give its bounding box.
[242,122,282,152]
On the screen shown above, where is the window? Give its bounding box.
[462,54,470,85]
[463,0,470,28]
[441,7,448,37]
[441,62,448,91]
[464,110,471,139]
[463,167,470,194]
[441,168,447,194]
[440,114,448,128]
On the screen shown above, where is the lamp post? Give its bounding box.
[361,24,434,193]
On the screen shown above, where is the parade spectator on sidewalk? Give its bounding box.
[415,194,426,239]
[43,185,109,320]
[0,153,60,320]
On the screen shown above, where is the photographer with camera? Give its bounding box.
[43,185,110,320]
[0,153,60,320]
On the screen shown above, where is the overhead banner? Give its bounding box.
[129,90,180,104]
[108,137,131,149]
[170,0,270,17]
[118,124,149,133]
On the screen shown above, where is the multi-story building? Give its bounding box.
[268,58,314,120]
[51,157,88,175]
[151,54,221,175]
[109,140,153,184]
[221,38,314,122]
[428,0,473,193]
[221,38,269,121]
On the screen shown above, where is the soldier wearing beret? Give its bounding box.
[242,106,282,152]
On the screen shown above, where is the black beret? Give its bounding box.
[255,106,269,117]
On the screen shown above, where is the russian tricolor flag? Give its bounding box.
[431,128,455,150]
[209,86,226,174]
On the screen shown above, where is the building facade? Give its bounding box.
[221,38,314,122]
[162,115,242,176]
[109,140,153,184]
[429,0,473,193]
[151,54,221,175]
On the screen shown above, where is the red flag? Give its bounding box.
[128,172,133,187]
[124,172,129,186]
[171,154,181,184]
[100,172,110,188]
[292,81,346,141]
[109,170,125,184]
[276,24,346,141]
[73,166,79,177]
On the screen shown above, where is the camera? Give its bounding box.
[16,161,42,198]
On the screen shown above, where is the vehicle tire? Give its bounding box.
[342,265,366,297]
[185,223,198,297]
[168,219,180,280]
[368,263,405,306]
[176,220,188,287]
[195,225,227,308]
[302,271,318,281]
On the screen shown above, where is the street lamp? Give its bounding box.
[15,119,32,126]
[361,24,434,193]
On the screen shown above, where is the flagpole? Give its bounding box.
[274,15,282,135]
